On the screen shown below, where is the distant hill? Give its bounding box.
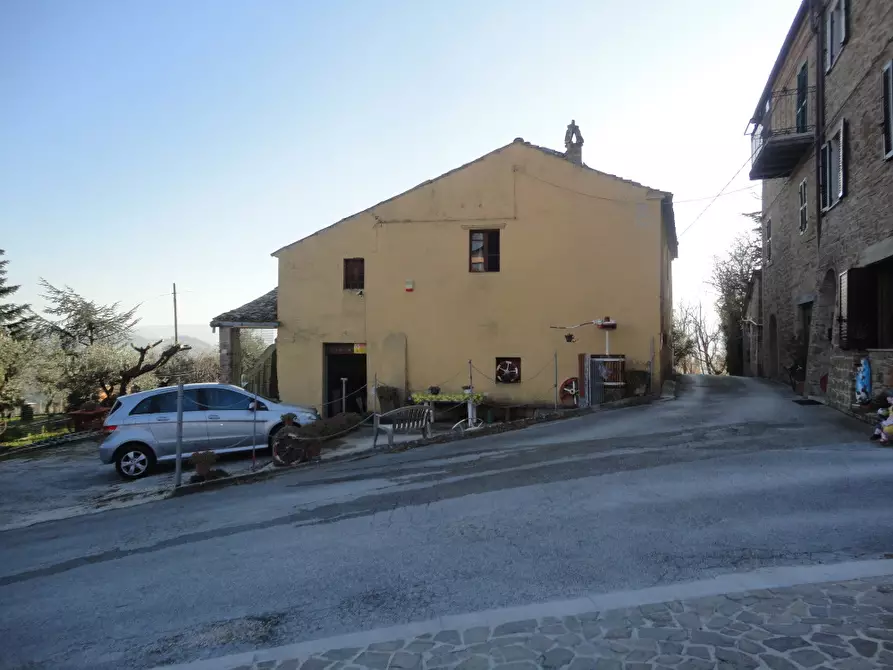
[129,332,215,353]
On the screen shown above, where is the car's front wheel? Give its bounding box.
[115,444,156,480]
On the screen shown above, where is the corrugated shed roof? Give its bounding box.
[210,288,277,326]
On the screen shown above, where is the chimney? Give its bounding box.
[564,120,584,165]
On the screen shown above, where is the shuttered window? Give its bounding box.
[838,268,878,350]
[796,63,809,133]
[820,121,846,210]
[798,179,808,234]
[825,0,848,72]
[883,61,893,160]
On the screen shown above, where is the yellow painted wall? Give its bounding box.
[276,141,672,410]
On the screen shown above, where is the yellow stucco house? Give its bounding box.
[212,122,677,415]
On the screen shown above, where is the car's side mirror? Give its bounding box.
[248,401,267,412]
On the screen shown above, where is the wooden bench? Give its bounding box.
[373,406,433,448]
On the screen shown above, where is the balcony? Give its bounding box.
[748,86,815,180]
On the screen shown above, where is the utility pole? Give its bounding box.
[172,282,179,344]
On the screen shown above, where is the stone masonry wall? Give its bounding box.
[809,0,893,412]
[760,1,893,411]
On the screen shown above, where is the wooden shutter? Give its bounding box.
[820,144,829,209]
[825,13,832,72]
[796,64,808,132]
[838,120,846,200]
[840,0,848,45]
[839,268,877,350]
[884,62,892,158]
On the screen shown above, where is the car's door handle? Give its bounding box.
[208,414,220,420]
[155,416,170,422]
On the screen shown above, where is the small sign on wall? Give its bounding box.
[405,280,414,292]
[353,343,366,354]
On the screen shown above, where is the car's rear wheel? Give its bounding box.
[115,444,156,480]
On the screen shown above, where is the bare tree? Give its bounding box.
[674,301,725,375]
[672,305,698,373]
[710,217,762,375]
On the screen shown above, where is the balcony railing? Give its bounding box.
[749,86,816,180]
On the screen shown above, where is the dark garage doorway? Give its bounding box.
[323,344,367,417]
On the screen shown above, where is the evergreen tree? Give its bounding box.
[0,249,33,337]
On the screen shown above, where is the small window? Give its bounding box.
[825,0,848,72]
[798,179,808,234]
[343,258,364,290]
[495,357,521,384]
[766,219,772,264]
[883,60,893,160]
[469,230,500,272]
[820,121,846,210]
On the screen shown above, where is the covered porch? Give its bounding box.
[210,288,279,399]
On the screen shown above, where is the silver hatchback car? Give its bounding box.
[100,383,319,479]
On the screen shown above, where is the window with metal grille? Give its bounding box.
[469,230,500,272]
[495,357,521,384]
[798,179,808,234]
[825,0,848,73]
[343,258,364,290]
[820,121,846,210]
[883,60,893,160]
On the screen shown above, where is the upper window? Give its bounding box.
[766,219,772,264]
[821,121,846,210]
[343,258,365,290]
[798,179,809,234]
[883,60,893,160]
[825,0,848,72]
[796,62,809,133]
[469,230,500,272]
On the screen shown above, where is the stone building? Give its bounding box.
[746,0,893,411]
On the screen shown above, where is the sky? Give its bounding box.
[1,0,798,342]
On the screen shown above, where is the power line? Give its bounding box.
[674,185,758,204]
[678,154,755,238]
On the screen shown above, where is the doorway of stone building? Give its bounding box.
[810,269,837,396]
[323,343,367,417]
[768,314,779,379]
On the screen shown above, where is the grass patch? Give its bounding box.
[1,426,73,448]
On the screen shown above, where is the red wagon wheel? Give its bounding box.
[559,377,580,407]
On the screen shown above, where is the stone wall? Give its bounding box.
[826,350,893,413]
[827,352,860,410]
[759,1,893,404]
[868,350,893,392]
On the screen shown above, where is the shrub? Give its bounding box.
[272,413,366,466]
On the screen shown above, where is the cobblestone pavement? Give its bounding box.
[236,577,893,670]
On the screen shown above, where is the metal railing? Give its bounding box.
[750,86,816,160]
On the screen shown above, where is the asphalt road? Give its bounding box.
[2,375,892,669]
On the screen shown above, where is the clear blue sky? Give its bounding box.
[1,0,799,338]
